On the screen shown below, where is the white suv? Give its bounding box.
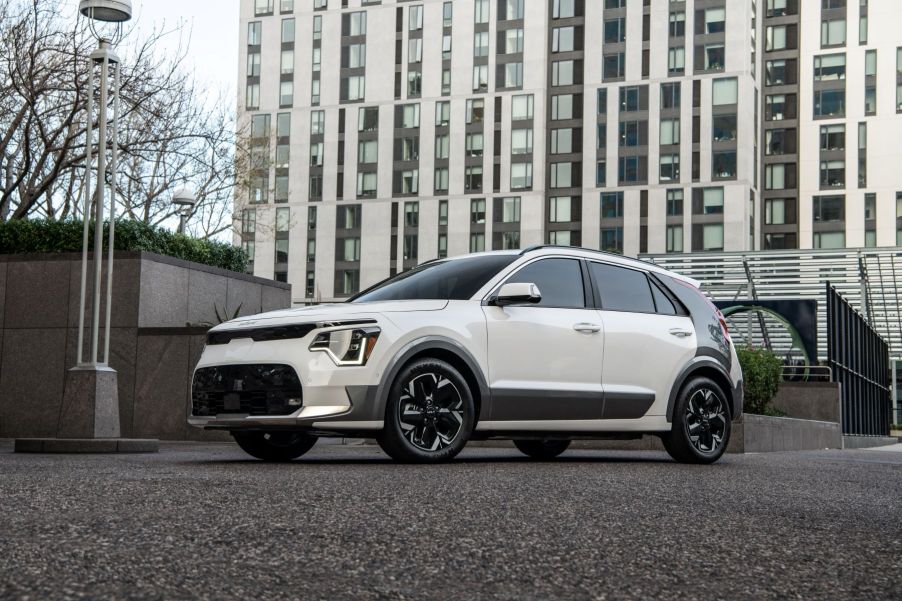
[190,246,742,464]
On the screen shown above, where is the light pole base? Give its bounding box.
[14,438,158,454]
[56,364,122,439]
[14,365,159,454]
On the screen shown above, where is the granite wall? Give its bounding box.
[0,252,291,441]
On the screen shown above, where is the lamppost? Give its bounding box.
[61,0,131,441]
[171,188,197,234]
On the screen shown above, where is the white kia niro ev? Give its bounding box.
[189,246,742,464]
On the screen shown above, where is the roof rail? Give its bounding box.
[518,244,675,270]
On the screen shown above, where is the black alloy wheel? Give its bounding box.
[378,358,475,463]
[662,376,731,464]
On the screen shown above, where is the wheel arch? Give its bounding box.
[375,336,490,424]
[666,358,735,423]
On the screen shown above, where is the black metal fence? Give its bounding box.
[826,283,891,436]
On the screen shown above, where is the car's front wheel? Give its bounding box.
[377,358,475,463]
[513,439,571,459]
[662,376,731,464]
[232,431,317,462]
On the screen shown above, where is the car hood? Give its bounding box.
[211,299,449,331]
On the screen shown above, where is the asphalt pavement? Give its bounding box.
[1,440,901,601]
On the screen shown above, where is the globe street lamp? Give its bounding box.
[171,188,197,234]
[63,0,131,440]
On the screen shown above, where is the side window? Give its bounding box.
[589,262,655,313]
[650,280,677,315]
[504,258,585,308]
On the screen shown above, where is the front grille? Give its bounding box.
[192,364,302,416]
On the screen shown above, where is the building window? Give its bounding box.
[511,163,533,189]
[618,156,640,184]
[500,197,521,223]
[661,83,681,109]
[814,54,846,81]
[814,89,845,118]
[660,155,680,182]
[820,160,846,188]
[603,53,625,80]
[669,12,685,37]
[469,233,486,253]
[550,162,572,188]
[821,19,846,47]
[603,19,625,44]
[703,7,726,34]
[512,94,534,119]
[600,192,623,219]
[281,17,295,43]
[245,83,260,110]
[600,227,623,254]
[660,118,680,145]
[549,196,572,223]
[666,190,683,216]
[820,124,845,151]
[403,235,418,261]
[765,199,787,225]
[434,168,449,193]
[466,99,484,124]
[666,225,684,252]
[813,195,845,223]
[668,47,685,74]
[712,78,738,105]
[712,151,736,179]
[465,166,483,192]
[552,60,575,86]
[511,128,533,154]
[700,224,724,251]
[248,21,262,45]
[470,198,486,224]
[698,188,724,215]
[713,115,737,142]
[766,25,788,51]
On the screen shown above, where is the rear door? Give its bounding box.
[587,261,696,419]
[483,257,605,422]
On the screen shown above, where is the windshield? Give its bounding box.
[351,255,517,302]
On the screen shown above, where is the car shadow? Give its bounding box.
[178,451,682,466]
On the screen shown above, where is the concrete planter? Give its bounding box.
[0,252,291,441]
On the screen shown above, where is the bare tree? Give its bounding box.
[0,0,239,239]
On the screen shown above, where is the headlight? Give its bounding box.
[309,327,380,366]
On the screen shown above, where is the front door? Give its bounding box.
[482,257,605,422]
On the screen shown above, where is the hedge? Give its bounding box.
[735,346,783,415]
[0,219,247,273]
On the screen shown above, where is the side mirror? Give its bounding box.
[493,282,542,306]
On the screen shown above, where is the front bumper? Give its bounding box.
[188,329,388,433]
[188,384,382,432]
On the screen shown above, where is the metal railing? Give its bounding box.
[826,283,891,436]
[643,247,902,360]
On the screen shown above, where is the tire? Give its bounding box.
[513,439,571,460]
[377,358,475,463]
[232,431,317,462]
[662,376,731,464]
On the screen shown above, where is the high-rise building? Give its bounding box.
[237,0,902,305]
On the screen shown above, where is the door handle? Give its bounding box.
[573,323,601,334]
[669,328,693,338]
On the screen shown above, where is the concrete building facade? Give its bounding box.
[237,0,902,304]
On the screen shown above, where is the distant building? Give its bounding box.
[237,0,902,304]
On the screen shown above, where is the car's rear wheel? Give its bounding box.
[513,439,571,460]
[232,431,317,462]
[377,358,475,463]
[662,376,731,464]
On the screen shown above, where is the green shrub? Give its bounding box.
[0,219,247,273]
[736,346,783,415]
